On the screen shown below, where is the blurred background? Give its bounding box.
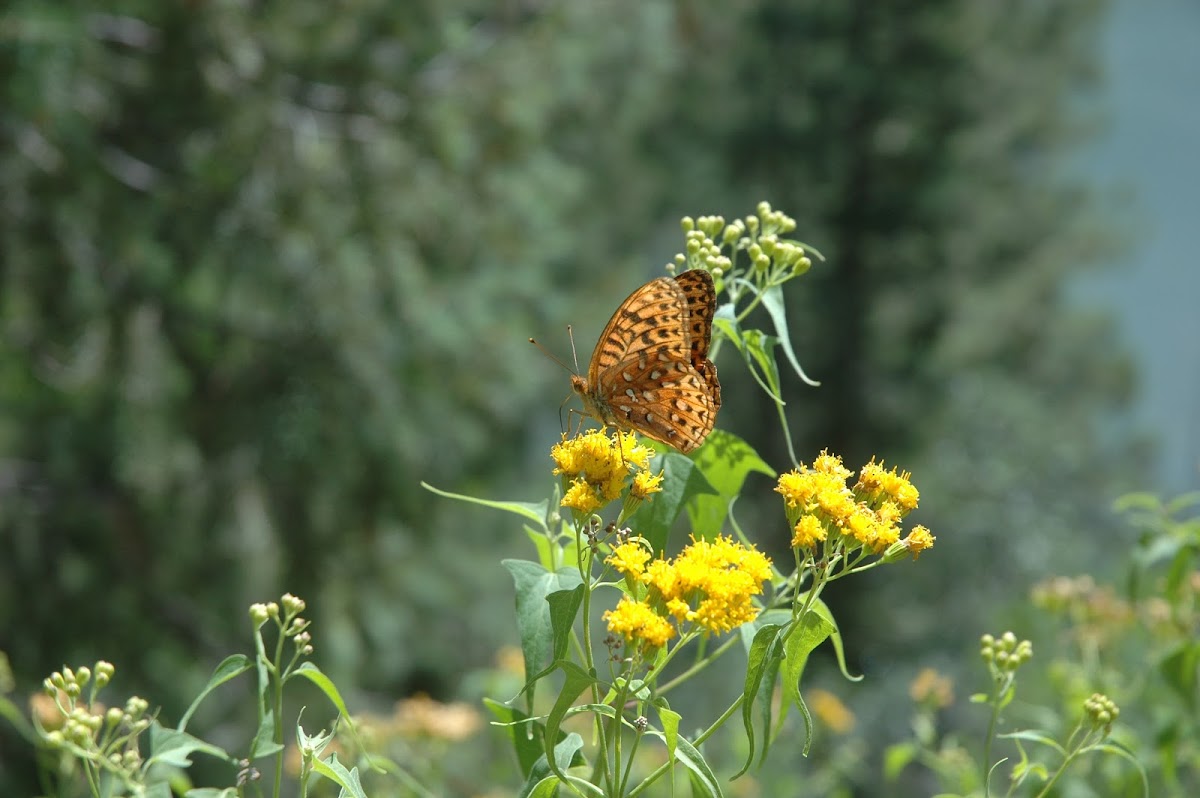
[2,0,1197,795]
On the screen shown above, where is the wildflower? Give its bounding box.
[856,458,919,512]
[903,525,935,559]
[604,597,676,650]
[778,452,933,559]
[792,514,827,549]
[658,536,772,635]
[607,541,652,580]
[551,429,656,515]
[630,469,664,500]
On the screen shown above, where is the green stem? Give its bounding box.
[655,634,740,695]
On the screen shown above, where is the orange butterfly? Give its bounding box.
[571,269,721,453]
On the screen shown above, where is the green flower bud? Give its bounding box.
[249,603,270,624]
[106,707,124,728]
[75,667,91,686]
[282,593,306,615]
[681,216,695,233]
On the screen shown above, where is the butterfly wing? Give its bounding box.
[673,268,722,415]
[577,271,720,453]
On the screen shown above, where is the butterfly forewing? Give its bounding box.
[574,269,721,453]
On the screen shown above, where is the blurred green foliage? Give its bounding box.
[1,0,1151,795]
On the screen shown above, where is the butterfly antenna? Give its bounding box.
[567,324,582,374]
[528,336,575,375]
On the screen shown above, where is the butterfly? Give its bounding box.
[571,269,721,453]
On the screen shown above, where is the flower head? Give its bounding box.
[604,597,676,651]
[777,452,933,558]
[551,429,658,516]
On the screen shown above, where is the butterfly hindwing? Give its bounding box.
[573,269,721,453]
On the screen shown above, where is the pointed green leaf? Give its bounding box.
[630,450,717,553]
[289,663,353,720]
[178,655,252,731]
[484,698,546,778]
[147,722,235,768]
[734,623,782,778]
[760,284,818,386]
[542,663,597,783]
[422,482,549,531]
[309,752,369,798]
[502,559,585,708]
[685,430,775,538]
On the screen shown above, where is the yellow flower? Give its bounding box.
[812,450,852,480]
[607,541,652,579]
[856,458,919,512]
[604,597,676,650]
[630,469,664,500]
[903,525,935,559]
[659,536,772,635]
[792,514,827,549]
[562,478,603,515]
[550,429,659,515]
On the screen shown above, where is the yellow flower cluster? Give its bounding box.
[603,536,772,652]
[551,429,659,516]
[775,450,934,558]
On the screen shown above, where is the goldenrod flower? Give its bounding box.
[562,478,604,515]
[778,452,933,559]
[812,450,852,480]
[607,540,652,580]
[903,525,935,559]
[792,514,827,549]
[604,597,676,650]
[630,469,664,500]
[551,429,658,515]
[658,536,772,635]
[856,458,919,512]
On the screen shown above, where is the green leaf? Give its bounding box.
[998,729,1067,757]
[714,319,783,403]
[484,698,546,779]
[734,623,782,778]
[184,789,238,798]
[807,598,860,682]
[421,482,549,532]
[310,752,369,798]
[289,662,353,721]
[685,429,775,539]
[518,732,597,798]
[147,722,235,768]
[655,699,681,779]
[542,662,597,782]
[781,610,836,756]
[673,734,723,798]
[178,655,253,731]
[630,450,717,553]
[248,708,283,759]
[502,559,585,709]
[547,585,585,662]
[760,283,818,386]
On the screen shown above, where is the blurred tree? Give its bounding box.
[0,0,690,761]
[642,0,1149,790]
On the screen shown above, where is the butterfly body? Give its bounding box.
[572,269,720,453]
